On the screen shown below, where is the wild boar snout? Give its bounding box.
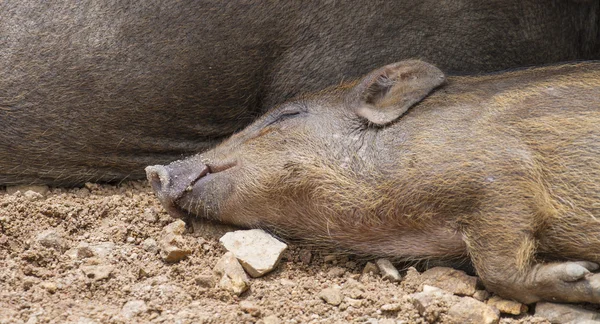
[146,158,239,220]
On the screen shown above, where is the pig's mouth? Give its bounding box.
[145,160,238,219]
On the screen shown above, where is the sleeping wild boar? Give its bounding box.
[147,60,600,304]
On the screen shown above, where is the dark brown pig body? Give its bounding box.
[2,1,600,186]
[147,61,600,304]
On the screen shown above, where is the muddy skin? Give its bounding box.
[147,60,600,304]
[2,1,600,186]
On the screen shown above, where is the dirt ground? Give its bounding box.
[0,181,580,323]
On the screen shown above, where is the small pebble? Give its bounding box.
[195,275,215,288]
[40,282,57,294]
[448,297,499,324]
[213,252,250,296]
[380,303,402,311]
[486,295,527,315]
[299,250,312,264]
[80,264,114,281]
[159,220,192,262]
[472,289,491,302]
[319,287,344,306]
[328,267,346,278]
[376,259,401,282]
[141,238,159,254]
[362,262,380,275]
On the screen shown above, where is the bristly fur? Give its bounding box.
[154,61,600,304]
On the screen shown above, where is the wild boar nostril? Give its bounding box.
[145,165,170,192]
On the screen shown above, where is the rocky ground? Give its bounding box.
[1,181,598,323]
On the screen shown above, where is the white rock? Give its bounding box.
[376,259,401,282]
[219,229,287,277]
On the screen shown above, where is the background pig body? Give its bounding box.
[2,1,600,186]
[148,61,600,304]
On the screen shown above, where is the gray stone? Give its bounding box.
[213,252,250,296]
[121,300,148,319]
[486,296,528,315]
[409,286,458,323]
[299,250,312,264]
[535,302,600,323]
[420,267,478,296]
[376,259,401,282]
[319,287,344,306]
[141,238,159,254]
[219,229,287,277]
[448,297,499,324]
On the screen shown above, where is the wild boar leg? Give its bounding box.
[465,203,600,304]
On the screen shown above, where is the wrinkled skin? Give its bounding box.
[148,60,600,304]
[2,1,600,186]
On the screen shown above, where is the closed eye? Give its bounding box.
[266,108,305,126]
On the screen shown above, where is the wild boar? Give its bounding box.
[147,60,600,304]
[2,1,600,186]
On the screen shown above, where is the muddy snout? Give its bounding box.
[145,162,210,217]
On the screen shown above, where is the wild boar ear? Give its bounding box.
[350,60,445,126]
